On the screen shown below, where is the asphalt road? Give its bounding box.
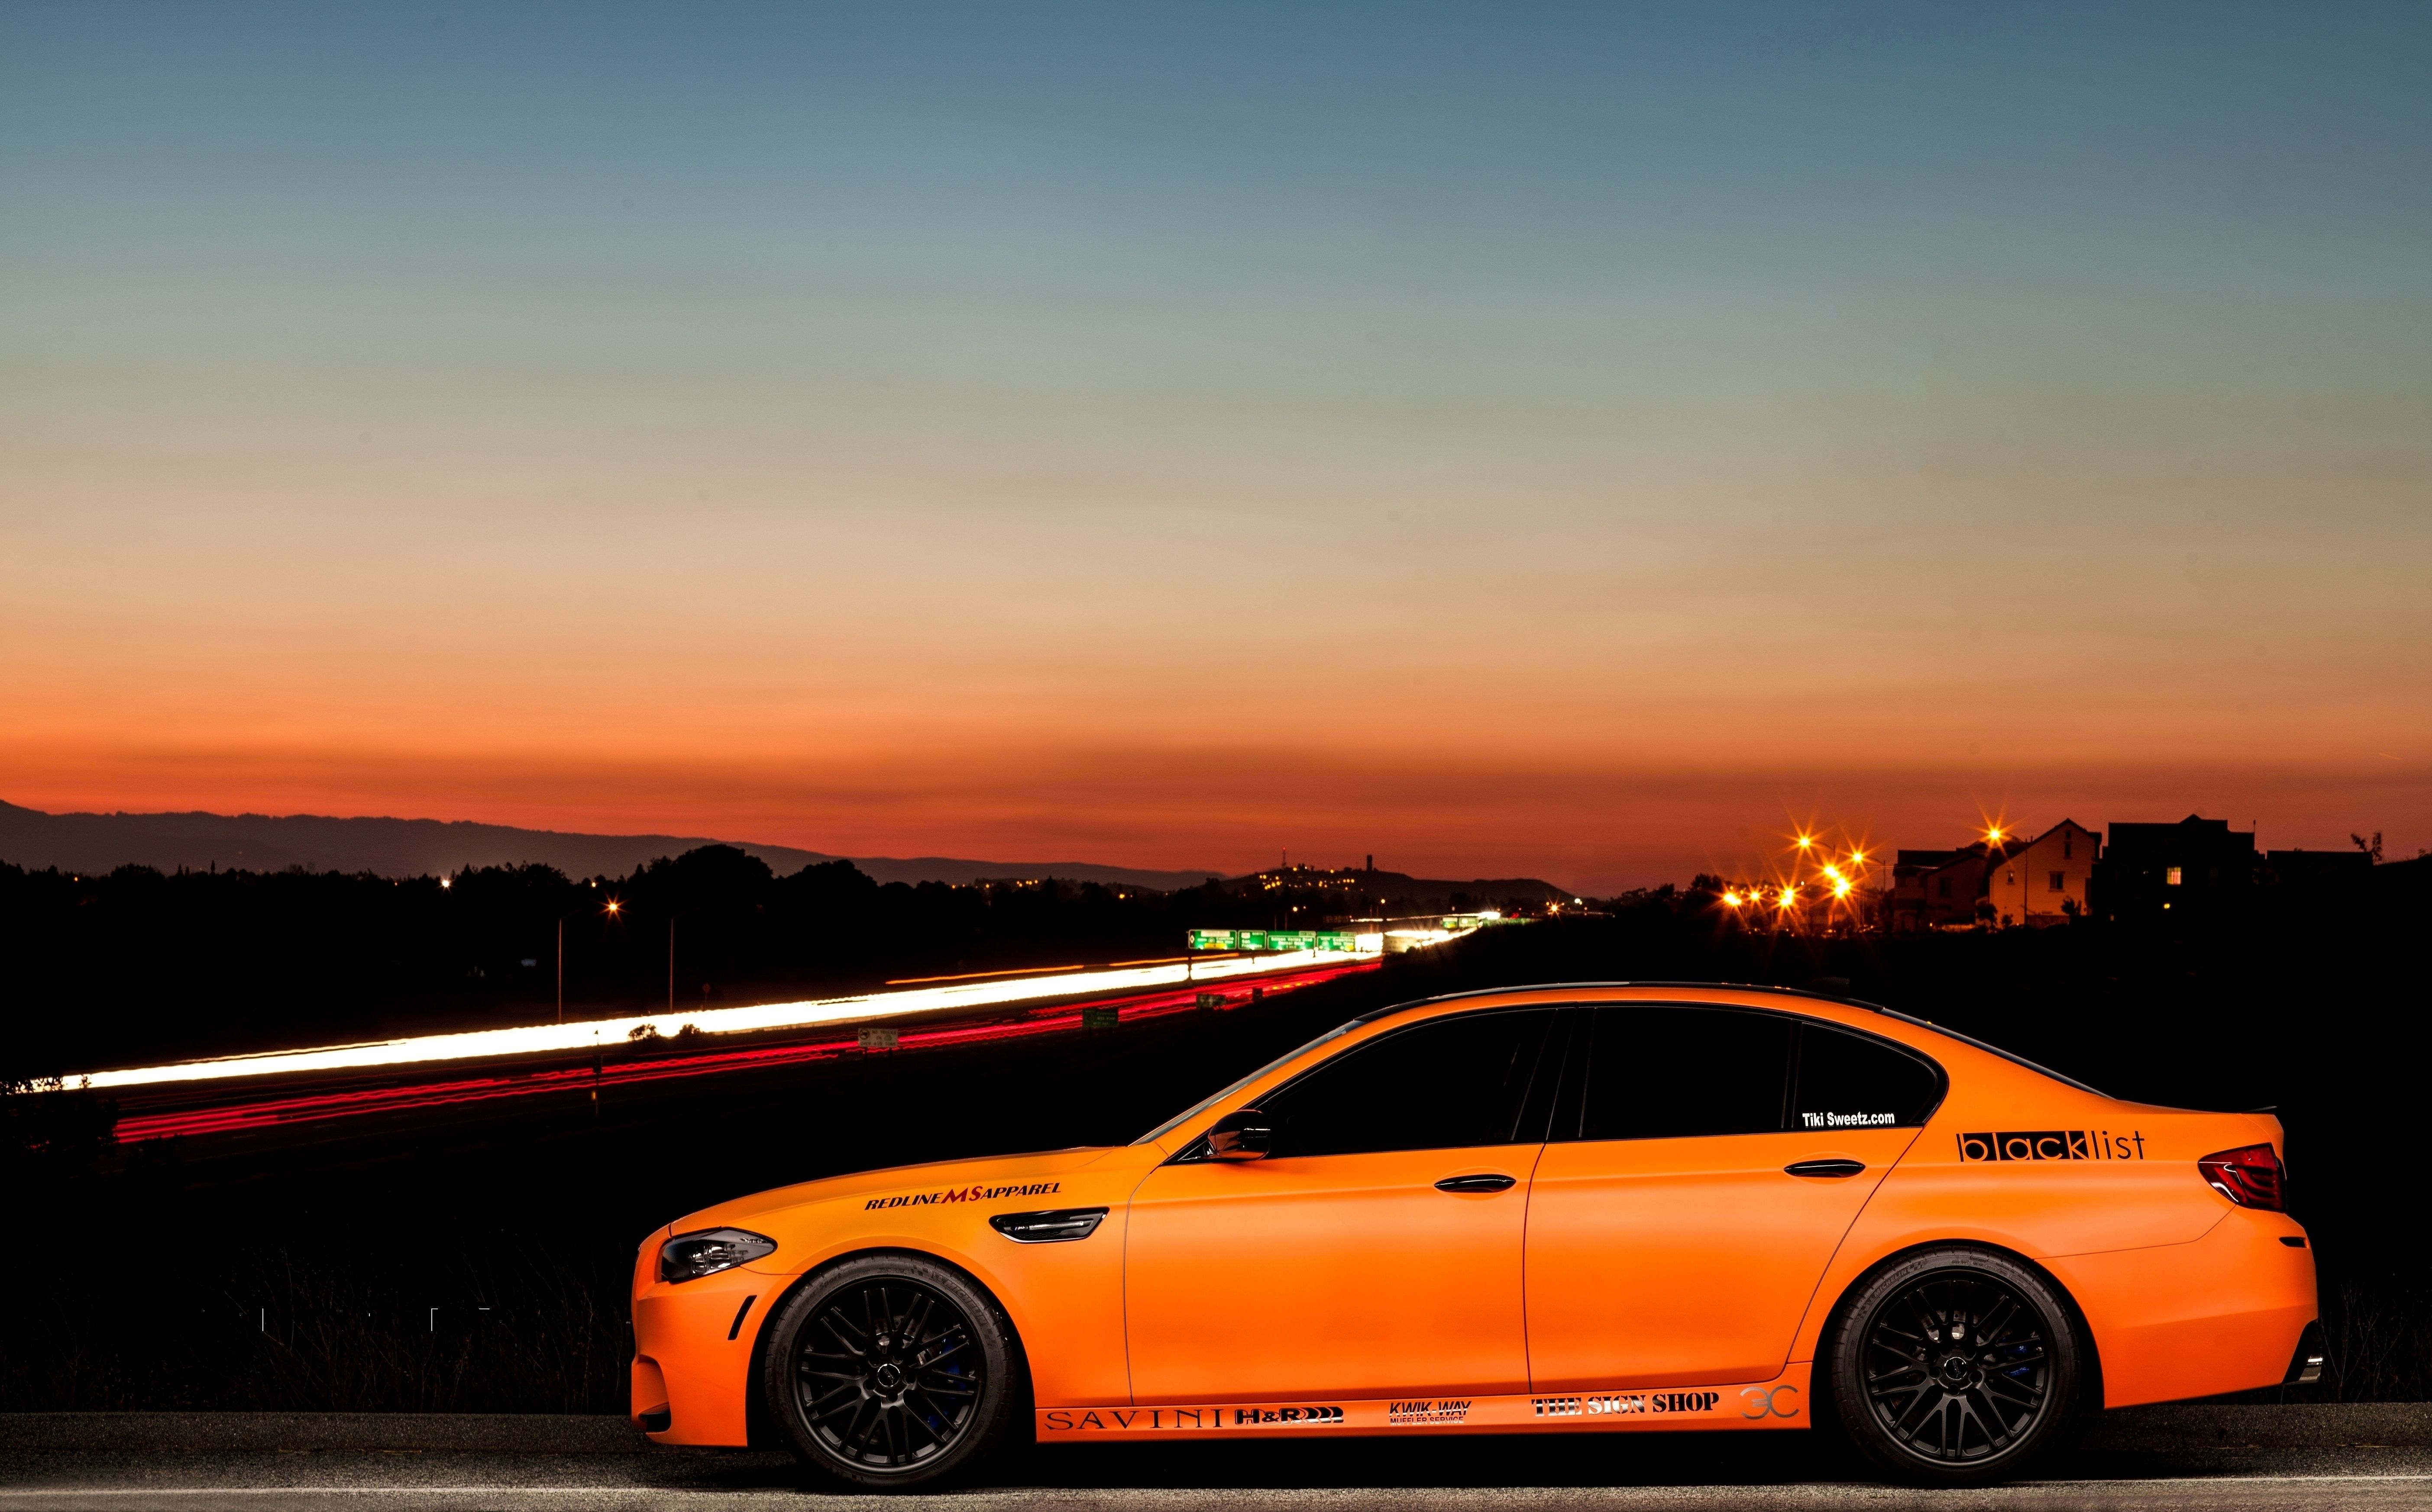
[4,1406,2427,1511]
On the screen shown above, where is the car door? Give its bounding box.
[1524,1006,1940,1391]
[1124,1007,1564,1405]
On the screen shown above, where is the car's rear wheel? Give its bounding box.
[760,1254,1024,1491]
[1826,1246,2079,1486]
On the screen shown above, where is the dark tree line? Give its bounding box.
[0,846,1467,1076]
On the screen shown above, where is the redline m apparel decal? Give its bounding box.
[864,1181,1061,1209]
[1957,1131,2145,1163]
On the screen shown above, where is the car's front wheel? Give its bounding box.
[1825,1246,2080,1486]
[760,1254,1025,1491]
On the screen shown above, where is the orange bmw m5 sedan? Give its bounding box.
[629,984,2321,1489]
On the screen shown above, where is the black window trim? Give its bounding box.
[1356,981,2102,1098]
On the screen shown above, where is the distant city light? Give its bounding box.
[439,877,451,889]
[1722,890,1744,907]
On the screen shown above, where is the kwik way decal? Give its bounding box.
[1958,1130,2144,1163]
[866,1181,1061,1210]
[1387,1399,1471,1425]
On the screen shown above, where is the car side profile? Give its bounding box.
[629,983,2321,1489]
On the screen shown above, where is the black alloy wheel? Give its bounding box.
[761,1254,1023,1490]
[1827,1247,2079,1486]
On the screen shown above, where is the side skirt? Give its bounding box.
[1036,1364,1812,1441]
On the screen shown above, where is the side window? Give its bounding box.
[1572,1006,1794,1141]
[1790,1024,1943,1131]
[1256,1009,1558,1158]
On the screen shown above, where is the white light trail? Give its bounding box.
[73,950,1372,1092]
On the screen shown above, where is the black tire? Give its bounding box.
[1825,1246,2079,1487]
[759,1253,1026,1491]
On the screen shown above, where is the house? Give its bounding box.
[1888,848,1971,932]
[2093,814,2256,920]
[1893,836,2029,930]
[1984,820,2101,928]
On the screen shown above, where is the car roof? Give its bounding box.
[1349,981,2105,1097]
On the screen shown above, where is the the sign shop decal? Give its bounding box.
[1533,1391,1719,1418]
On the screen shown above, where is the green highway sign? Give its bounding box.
[1186,928,1360,953]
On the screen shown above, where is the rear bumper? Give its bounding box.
[2047,1210,2318,1408]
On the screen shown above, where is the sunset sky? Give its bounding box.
[4,3,2427,892]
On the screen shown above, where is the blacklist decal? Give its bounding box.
[1040,1405,1344,1431]
[1533,1392,1718,1418]
[1388,1399,1471,1425]
[1957,1130,2145,1163]
[1800,1111,1896,1129]
[865,1181,1061,1210]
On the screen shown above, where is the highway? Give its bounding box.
[107,955,1375,1144]
[3,1406,2424,1510]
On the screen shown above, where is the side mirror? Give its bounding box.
[1205,1107,1274,1161]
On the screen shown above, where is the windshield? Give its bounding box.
[1132,1020,1365,1145]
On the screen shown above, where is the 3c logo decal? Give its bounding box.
[1740,1384,1801,1419]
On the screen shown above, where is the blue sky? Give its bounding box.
[3,2,2427,886]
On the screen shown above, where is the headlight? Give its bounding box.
[658,1228,776,1283]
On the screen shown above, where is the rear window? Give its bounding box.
[1574,1006,1795,1140]
[1565,1005,1944,1141]
[1791,1023,1944,1130]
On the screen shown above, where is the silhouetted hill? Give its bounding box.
[0,799,1221,892]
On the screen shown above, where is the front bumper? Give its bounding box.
[631,1264,776,1446]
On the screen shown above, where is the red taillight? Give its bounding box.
[2198,1144,2286,1211]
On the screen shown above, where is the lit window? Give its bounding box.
[2166,866,2183,886]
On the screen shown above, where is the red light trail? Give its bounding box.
[113,958,1378,1144]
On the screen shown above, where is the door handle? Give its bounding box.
[1784,1159,1866,1179]
[1434,1174,1517,1193]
